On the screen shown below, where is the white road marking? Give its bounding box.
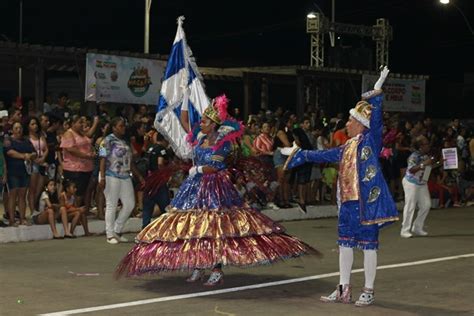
[39,253,474,315]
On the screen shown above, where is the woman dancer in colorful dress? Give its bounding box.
[116,95,318,286]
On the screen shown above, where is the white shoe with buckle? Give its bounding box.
[355,287,374,307]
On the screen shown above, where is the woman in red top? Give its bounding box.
[331,119,349,147]
[130,122,149,157]
[253,121,274,165]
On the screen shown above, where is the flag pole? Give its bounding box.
[179,16,196,166]
[144,0,152,53]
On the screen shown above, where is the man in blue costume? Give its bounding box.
[282,67,398,307]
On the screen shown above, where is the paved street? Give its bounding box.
[1,207,473,316]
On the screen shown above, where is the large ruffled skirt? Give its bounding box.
[116,170,318,277]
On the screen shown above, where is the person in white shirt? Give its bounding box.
[401,135,435,238]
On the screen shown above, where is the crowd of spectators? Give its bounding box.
[1,93,473,239]
[236,106,474,212]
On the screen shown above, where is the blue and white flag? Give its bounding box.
[154,16,209,159]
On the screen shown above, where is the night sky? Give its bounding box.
[1,1,473,85]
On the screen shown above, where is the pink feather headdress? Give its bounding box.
[186,94,244,150]
[214,94,229,123]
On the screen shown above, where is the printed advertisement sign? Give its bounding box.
[362,74,426,112]
[85,53,165,105]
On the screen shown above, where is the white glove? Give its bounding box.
[188,166,197,177]
[374,66,390,90]
[188,166,203,177]
[280,142,299,156]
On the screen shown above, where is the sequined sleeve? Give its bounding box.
[367,93,384,154]
[208,142,231,170]
[303,147,342,163]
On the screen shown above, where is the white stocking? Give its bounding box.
[339,246,354,285]
[363,249,377,289]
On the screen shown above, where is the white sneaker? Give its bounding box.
[412,229,428,236]
[400,232,413,238]
[355,288,374,307]
[107,237,119,244]
[320,284,352,303]
[114,233,128,242]
[203,269,224,286]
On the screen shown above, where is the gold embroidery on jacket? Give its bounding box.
[339,136,360,203]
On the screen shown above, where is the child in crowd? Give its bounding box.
[32,180,64,238]
[59,181,86,238]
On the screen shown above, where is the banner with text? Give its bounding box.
[85,53,165,105]
[362,74,426,112]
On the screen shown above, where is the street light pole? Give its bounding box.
[440,0,474,36]
[329,0,335,47]
[452,3,474,35]
[144,0,152,53]
[18,0,23,97]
